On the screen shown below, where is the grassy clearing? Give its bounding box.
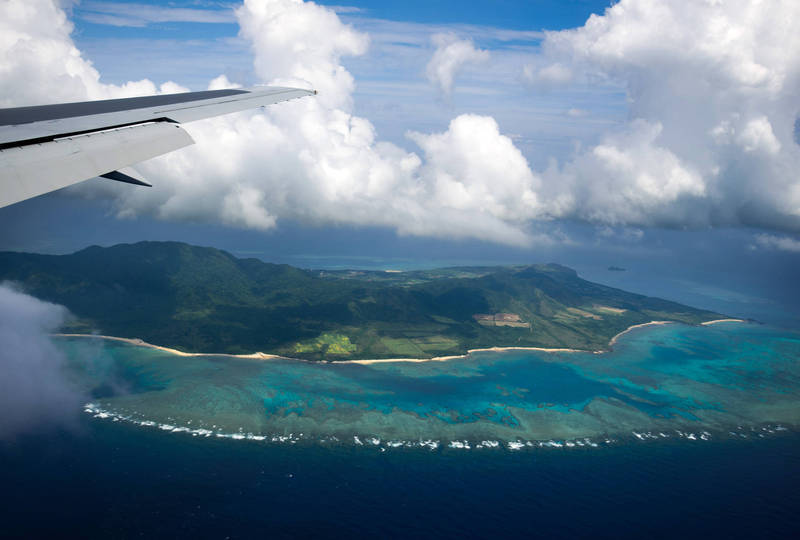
[566,307,601,319]
[592,305,627,315]
[294,333,357,355]
[379,337,426,357]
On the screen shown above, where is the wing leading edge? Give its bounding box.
[0,86,315,208]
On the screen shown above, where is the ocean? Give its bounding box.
[2,421,799,538]
[2,321,800,537]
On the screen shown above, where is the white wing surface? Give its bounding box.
[0,86,314,208]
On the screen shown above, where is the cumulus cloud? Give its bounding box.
[112,0,544,246]
[0,0,187,106]
[408,115,542,221]
[546,119,707,226]
[426,33,489,97]
[531,0,800,232]
[0,284,83,439]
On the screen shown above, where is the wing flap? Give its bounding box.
[0,122,193,208]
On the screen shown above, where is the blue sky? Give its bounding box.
[68,0,625,163]
[2,0,800,326]
[71,1,613,37]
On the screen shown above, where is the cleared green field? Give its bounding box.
[294,333,357,355]
[379,337,426,357]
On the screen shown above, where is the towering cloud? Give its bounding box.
[532,0,800,231]
[426,33,489,97]
[0,284,83,438]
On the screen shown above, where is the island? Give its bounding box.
[0,241,725,360]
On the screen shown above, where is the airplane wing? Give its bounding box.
[0,86,315,208]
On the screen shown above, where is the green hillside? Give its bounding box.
[0,242,724,360]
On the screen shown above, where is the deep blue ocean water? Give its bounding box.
[1,420,799,538]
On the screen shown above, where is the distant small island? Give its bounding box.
[0,241,725,361]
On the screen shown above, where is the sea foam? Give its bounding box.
[82,403,792,452]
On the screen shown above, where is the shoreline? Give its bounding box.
[700,318,746,326]
[606,320,673,348]
[52,334,286,361]
[53,318,746,366]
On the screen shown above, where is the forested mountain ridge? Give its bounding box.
[0,242,724,360]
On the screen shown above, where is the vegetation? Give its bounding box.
[0,241,724,360]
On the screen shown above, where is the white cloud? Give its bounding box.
[408,115,542,221]
[531,0,800,232]
[0,284,83,439]
[736,116,781,155]
[238,0,369,110]
[753,234,800,253]
[0,0,186,106]
[547,120,707,226]
[114,0,543,246]
[207,74,242,90]
[425,33,489,97]
[521,62,572,88]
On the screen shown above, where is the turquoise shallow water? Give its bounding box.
[62,321,800,447]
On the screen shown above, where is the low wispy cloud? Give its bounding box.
[328,5,366,15]
[77,1,236,28]
[566,108,588,118]
[0,284,83,439]
[753,234,800,253]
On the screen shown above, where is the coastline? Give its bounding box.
[349,346,589,365]
[700,318,746,325]
[53,318,746,366]
[52,334,285,361]
[606,320,673,348]
[350,320,679,364]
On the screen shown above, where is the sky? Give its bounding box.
[1,0,800,327]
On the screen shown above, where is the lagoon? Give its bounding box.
[63,321,800,448]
